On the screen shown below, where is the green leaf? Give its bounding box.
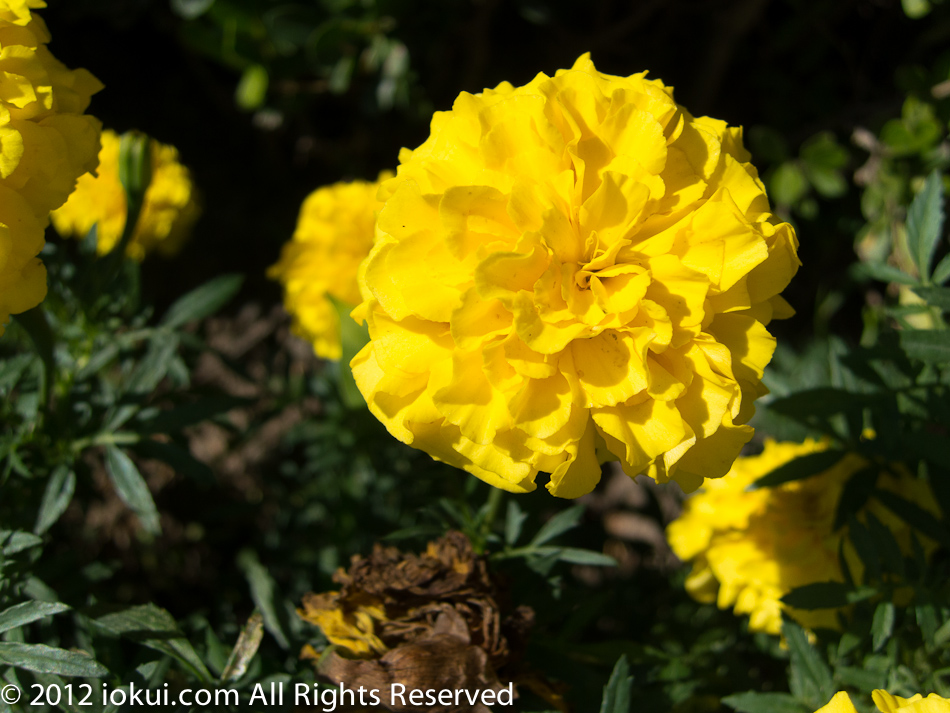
[125,335,180,396]
[899,330,950,363]
[160,274,243,329]
[911,286,950,310]
[906,170,945,281]
[771,163,809,206]
[95,604,212,683]
[530,504,585,546]
[781,582,850,610]
[751,450,846,489]
[599,655,632,713]
[0,642,107,678]
[800,132,849,170]
[34,465,76,535]
[0,353,34,393]
[236,550,289,650]
[932,253,950,285]
[0,530,42,555]
[104,446,161,536]
[833,465,877,531]
[328,295,370,409]
[504,501,528,546]
[784,620,834,708]
[804,166,847,199]
[836,666,886,691]
[722,692,808,713]
[872,601,895,652]
[548,547,618,567]
[873,488,950,547]
[917,602,939,646]
[847,517,881,582]
[0,601,70,635]
[853,262,919,286]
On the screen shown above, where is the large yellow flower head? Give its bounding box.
[817,690,950,713]
[51,129,199,261]
[667,438,939,635]
[352,53,800,497]
[268,174,389,360]
[0,0,102,334]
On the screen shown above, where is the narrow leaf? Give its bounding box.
[751,450,846,489]
[505,501,528,546]
[599,655,632,713]
[906,170,945,281]
[873,489,950,548]
[161,274,243,329]
[0,530,42,555]
[104,446,161,536]
[783,620,834,708]
[237,550,289,649]
[910,286,950,310]
[0,642,107,678]
[530,504,585,547]
[900,330,950,363]
[872,601,895,652]
[95,604,212,683]
[722,692,809,713]
[854,262,919,286]
[0,601,70,635]
[34,465,76,535]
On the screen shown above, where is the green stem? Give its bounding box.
[480,486,505,537]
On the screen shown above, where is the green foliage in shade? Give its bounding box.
[598,655,633,713]
[751,449,847,489]
[0,642,108,678]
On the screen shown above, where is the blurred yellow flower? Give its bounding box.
[667,438,939,635]
[0,0,102,334]
[815,690,950,713]
[353,53,800,497]
[51,129,199,261]
[268,174,389,360]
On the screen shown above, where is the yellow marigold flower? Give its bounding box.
[51,128,199,261]
[352,53,800,497]
[667,438,939,635]
[815,690,950,713]
[0,0,102,334]
[268,174,390,360]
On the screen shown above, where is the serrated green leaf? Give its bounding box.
[907,170,945,281]
[236,550,289,650]
[0,642,107,678]
[0,601,70,635]
[784,620,834,708]
[722,692,808,713]
[34,465,76,535]
[104,446,161,536]
[95,604,212,683]
[530,504,585,546]
[505,501,527,546]
[751,450,847,489]
[160,274,243,329]
[781,581,850,610]
[599,655,632,713]
[872,601,895,651]
[899,330,950,363]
